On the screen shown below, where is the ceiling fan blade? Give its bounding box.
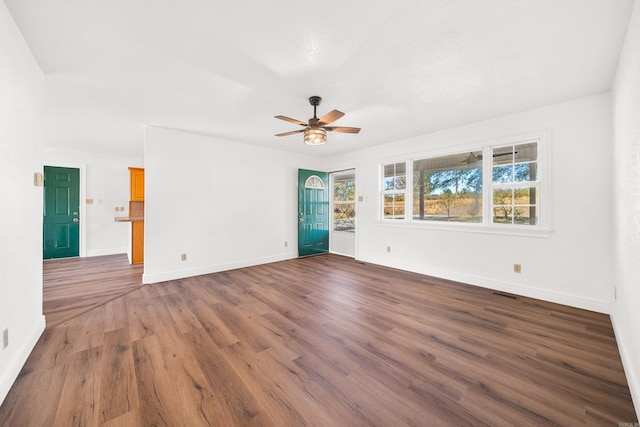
[462,152,477,164]
[318,110,345,125]
[274,115,308,126]
[324,126,361,134]
[275,129,306,137]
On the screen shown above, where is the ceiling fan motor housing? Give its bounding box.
[309,96,322,106]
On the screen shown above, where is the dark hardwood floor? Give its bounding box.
[0,254,636,426]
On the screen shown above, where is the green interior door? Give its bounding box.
[43,166,80,259]
[298,169,329,257]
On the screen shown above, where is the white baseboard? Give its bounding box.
[358,255,610,314]
[329,250,355,258]
[142,252,298,284]
[0,315,45,406]
[610,313,640,420]
[86,247,127,257]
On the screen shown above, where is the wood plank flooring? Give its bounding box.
[1,254,636,426]
[43,254,144,329]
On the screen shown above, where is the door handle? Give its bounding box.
[299,218,304,222]
[73,218,79,222]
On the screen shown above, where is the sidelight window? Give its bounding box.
[333,172,356,232]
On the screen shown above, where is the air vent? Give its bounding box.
[492,291,518,300]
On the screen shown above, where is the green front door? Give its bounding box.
[298,169,329,257]
[43,166,80,259]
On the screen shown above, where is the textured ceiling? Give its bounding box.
[4,0,635,157]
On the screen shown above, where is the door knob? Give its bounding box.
[299,218,304,222]
[73,218,79,222]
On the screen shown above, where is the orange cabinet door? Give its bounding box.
[129,167,144,201]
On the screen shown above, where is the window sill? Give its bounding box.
[375,220,552,238]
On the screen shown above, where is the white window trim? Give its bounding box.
[377,130,552,238]
[380,162,408,220]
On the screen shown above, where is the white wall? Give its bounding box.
[0,2,46,405]
[143,126,321,284]
[324,93,614,314]
[612,0,640,416]
[43,148,144,257]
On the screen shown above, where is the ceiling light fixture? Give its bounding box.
[303,127,327,146]
[275,96,360,146]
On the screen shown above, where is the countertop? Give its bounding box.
[114,216,144,222]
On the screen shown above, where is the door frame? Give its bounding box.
[329,167,358,258]
[43,161,87,258]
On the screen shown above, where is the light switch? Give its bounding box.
[33,172,43,187]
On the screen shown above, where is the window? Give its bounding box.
[382,162,407,220]
[380,138,543,230]
[333,172,356,233]
[412,151,483,223]
[305,175,325,189]
[491,142,539,225]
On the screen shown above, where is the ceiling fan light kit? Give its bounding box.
[275,96,360,146]
[304,128,327,146]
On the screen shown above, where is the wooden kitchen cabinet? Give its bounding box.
[129,167,144,201]
[129,167,144,264]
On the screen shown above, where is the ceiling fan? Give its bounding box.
[462,151,516,165]
[274,96,361,146]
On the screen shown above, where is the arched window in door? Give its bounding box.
[305,175,325,189]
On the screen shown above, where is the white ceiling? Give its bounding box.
[4,0,634,157]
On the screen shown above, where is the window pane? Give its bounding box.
[334,175,355,202]
[384,162,406,190]
[492,146,514,165]
[493,206,515,224]
[515,142,538,162]
[523,206,538,225]
[412,151,482,223]
[493,188,513,204]
[334,171,356,232]
[492,165,513,183]
[384,194,404,219]
[334,203,355,232]
[493,142,538,184]
[514,162,538,182]
[394,194,405,218]
[493,187,538,225]
[383,164,395,190]
[514,187,536,204]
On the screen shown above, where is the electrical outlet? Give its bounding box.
[387,246,391,253]
[181,253,187,261]
[284,241,288,248]
[2,328,8,350]
[513,264,522,273]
